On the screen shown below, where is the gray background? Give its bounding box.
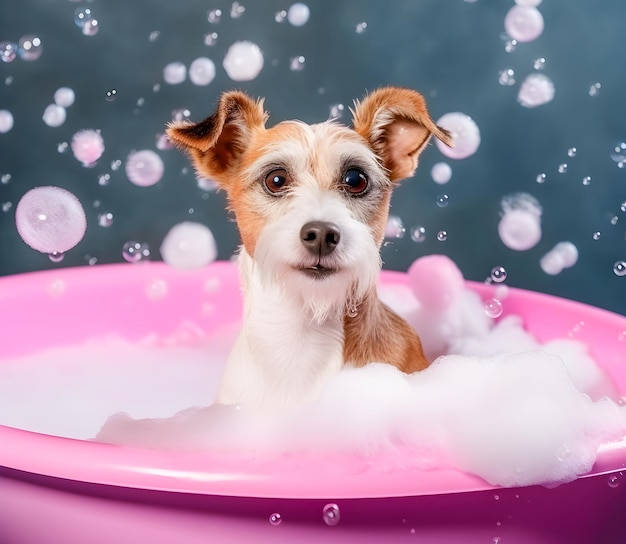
[0,0,625,314]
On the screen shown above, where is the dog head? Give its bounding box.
[167,87,452,321]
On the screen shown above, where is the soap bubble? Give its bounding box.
[437,230,448,241]
[436,194,450,208]
[269,513,283,526]
[287,3,310,26]
[0,41,18,63]
[18,34,43,61]
[329,103,344,119]
[122,241,151,263]
[207,9,222,23]
[490,266,508,283]
[557,163,568,174]
[71,129,105,167]
[275,10,287,22]
[582,176,592,186]
[74,7,93,27]
[567,147,577,158]
[356,22,368,33]
[322,504,340,526]
[384,215,405,239]
[204,32,219,46]
[498,193,542,251]
[553,242,579,268]
[105,89,118,102]
[289,56,306,71]
[536,173,546,184]
[125,150,164,187]
[589,83,601,97]
[540,242,578,275]
[49,251,65,263]
[163,62,187,85]
[518,73,555,108]
[431,162,452,184]
[0,110,14,133]
[504,6,544,42]
[410,226,426,243]
[82,19,99,36]
[230,2,246,18]
[223,41,263,81]
[435,112,481,160]
[53,87,75,108]
[533,57,546,70]
[484,298,504,318]
[498,68,516,86]
[15,186,87,254]
[160,222,217,270]
[189,57,216,86]
[42,104,67,128]
[614,261,626,277]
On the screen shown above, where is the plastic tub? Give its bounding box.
[1,261,625,543]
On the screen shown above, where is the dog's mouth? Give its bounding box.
[297,263,338,280]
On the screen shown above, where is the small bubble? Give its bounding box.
[490,266,507,283]
[110,159,122,171]
[1,173,11,184]
[105,89,117,102]
[329,103,344,119]
[0,41,18,63]
[269,513,283,526]
[558,163,568,174]
[171,108,192,122]
[589,82,601,97]
[122,241,150,263]
[74,7,93,27]
[5,76,13,86]
[148,30,160,42]
[385,216,405,239]
[49,251,65,263]
[582,176,592,186]
[567,147,577,158]
[1,202,12,212]
[82,19,99,36]
[86,255,98,266]
[207,9,222,23]
[498,68,516,86]
[322,504,341,527]
[18,35,43,61]
[97,173,111,186]
[289,56,306,71]
[204,32,218,46]
[57,141,68,153]
[436,194,449,207]
[533,57,546,70]
[613,260,626,277]
[484,298,503,318]
[230,1,246,18]
[611,215,619,226]
[274,10,287,22]
[494,494,500,501]
[436,230,448,242]
[98,212,113,227]
[592,231,601,240]
[410,226,426,243]
[505,39,517,53]
[608,474,620,488]
[287,3,310,27]
[356,22,368,33]
[536,173,546,184]
[620,201,626,213]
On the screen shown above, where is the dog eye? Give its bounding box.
[264,169,292,195]
[342,168,369,195]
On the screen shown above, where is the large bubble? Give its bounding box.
[15,186,87,254]
[125,150,164,187]
[223,41,264,81]
[189,57,216,86]
[160,222,217,270]
[435,112,481,160]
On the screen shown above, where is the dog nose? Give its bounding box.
[300,221,341,257]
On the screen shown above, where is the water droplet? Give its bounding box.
[620,201,626,213]
[2,202,12,213]
[289,55,306,71]
[410,226,426,243]
[582,176,592,186]
[356,22,368,33]
[535,172,546,184]
[97,173,111,186]
[230,1,246,18]
[98,212,114,227]
[436,194,450,208]
[613,260,626,277]
[490,266,507,283]
[558,163,568,174]
[610,142,626,163]
[533,57,546,70]
[207,9,222,23]
[122,241,151,263]
[611,215,619,226]
[384,216,405,239]
[608,474,620,488]
[505,39,517,53]
[329,103,344,119]
[275,10,287,22]
[269,513,282,526]
[589,82,601,97]
[48,251,65,263]
[204,32,219,46]
[105,89,117,102]
[74,7,93,27]
[347,305,358,318]
[484,298,503,318]
[436,230,448,242]
[498,68,516,86]
[567,147,577,158]
[322,503,341,526]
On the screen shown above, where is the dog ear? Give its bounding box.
[166,91,268,183]
[351,87,453,182]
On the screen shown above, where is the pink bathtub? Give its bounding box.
[0,261,625,544]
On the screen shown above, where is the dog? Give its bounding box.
[167,86,453,411]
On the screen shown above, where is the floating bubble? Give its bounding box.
[329,103,344,119]
[504,6,544,42]
[410,226,426,243]
[18,34,43,61]
[223,41,264,81]
[356,22,368,33]
[207,9,222,23]
[567,147,577,158]
[0,41,18,63]
[610,215,619,226]
[621,201,626,213]
[74,7,93,27]
[614,261,626,277]
[204,32,218,46]
[48,251,65,263]
[498,193,542,251]
[54,87,75,108]
[105,89,118,102]
[1,173,11,184]
[287,3,310,26]
[322,504,340,527]
[536,173,546,184]
[533,57,546,70]
[57,142,68,153]
[608,474,620,488]
[2,202,12,213]
[431,162,452,184]
[436,194,450,208]
[230,2,246,18]
[498,68,516,86]
[275,10,287,22]
[0,109,15,133]
[435,112,481,160]
[437,230,448,241]
[163,62,187,85]
[156,133,173,150]
[125,150,164,187]
[98,172,110,187]
[582,176,592,186]
[484,298,503,318]
[148,31,160,42]
[557,163,568,174]
[110,159,122,171]
[98,212,113,227]
[384,215,405,239]
[189,57,216,86]
[610,142,626,163]
[589,83,601,97]
[197,177,218,192]
[82,19,99,36]
[554,242,579,268]
[122,241,151,263]
[15,186,87,254]
[71,129,105,167]
[592,231,601,241]
[518,73,555,108]
[160,222,217,270]
[269,513,282,526]
[504,39,517,53]
[490,266,508,283]
[289,56,306,71]
[42,104,67,128]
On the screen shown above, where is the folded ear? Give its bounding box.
[351,87,453,182]
[166,91,268,183]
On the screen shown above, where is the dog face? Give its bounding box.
[167,87,452,321]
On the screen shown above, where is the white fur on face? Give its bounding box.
[247,121,388,323]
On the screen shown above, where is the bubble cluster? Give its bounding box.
[540,242,579,276]
[518,73,555,108]
[160,222,218,270]
[435,112,481,160]
[71,129,105,167]
[125,150,164,187]
[498,68,516,86]
[15,186,87,254]
[223,41,264,81]
[498,193,542,251]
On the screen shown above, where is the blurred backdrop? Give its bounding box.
[0,0,625,314]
